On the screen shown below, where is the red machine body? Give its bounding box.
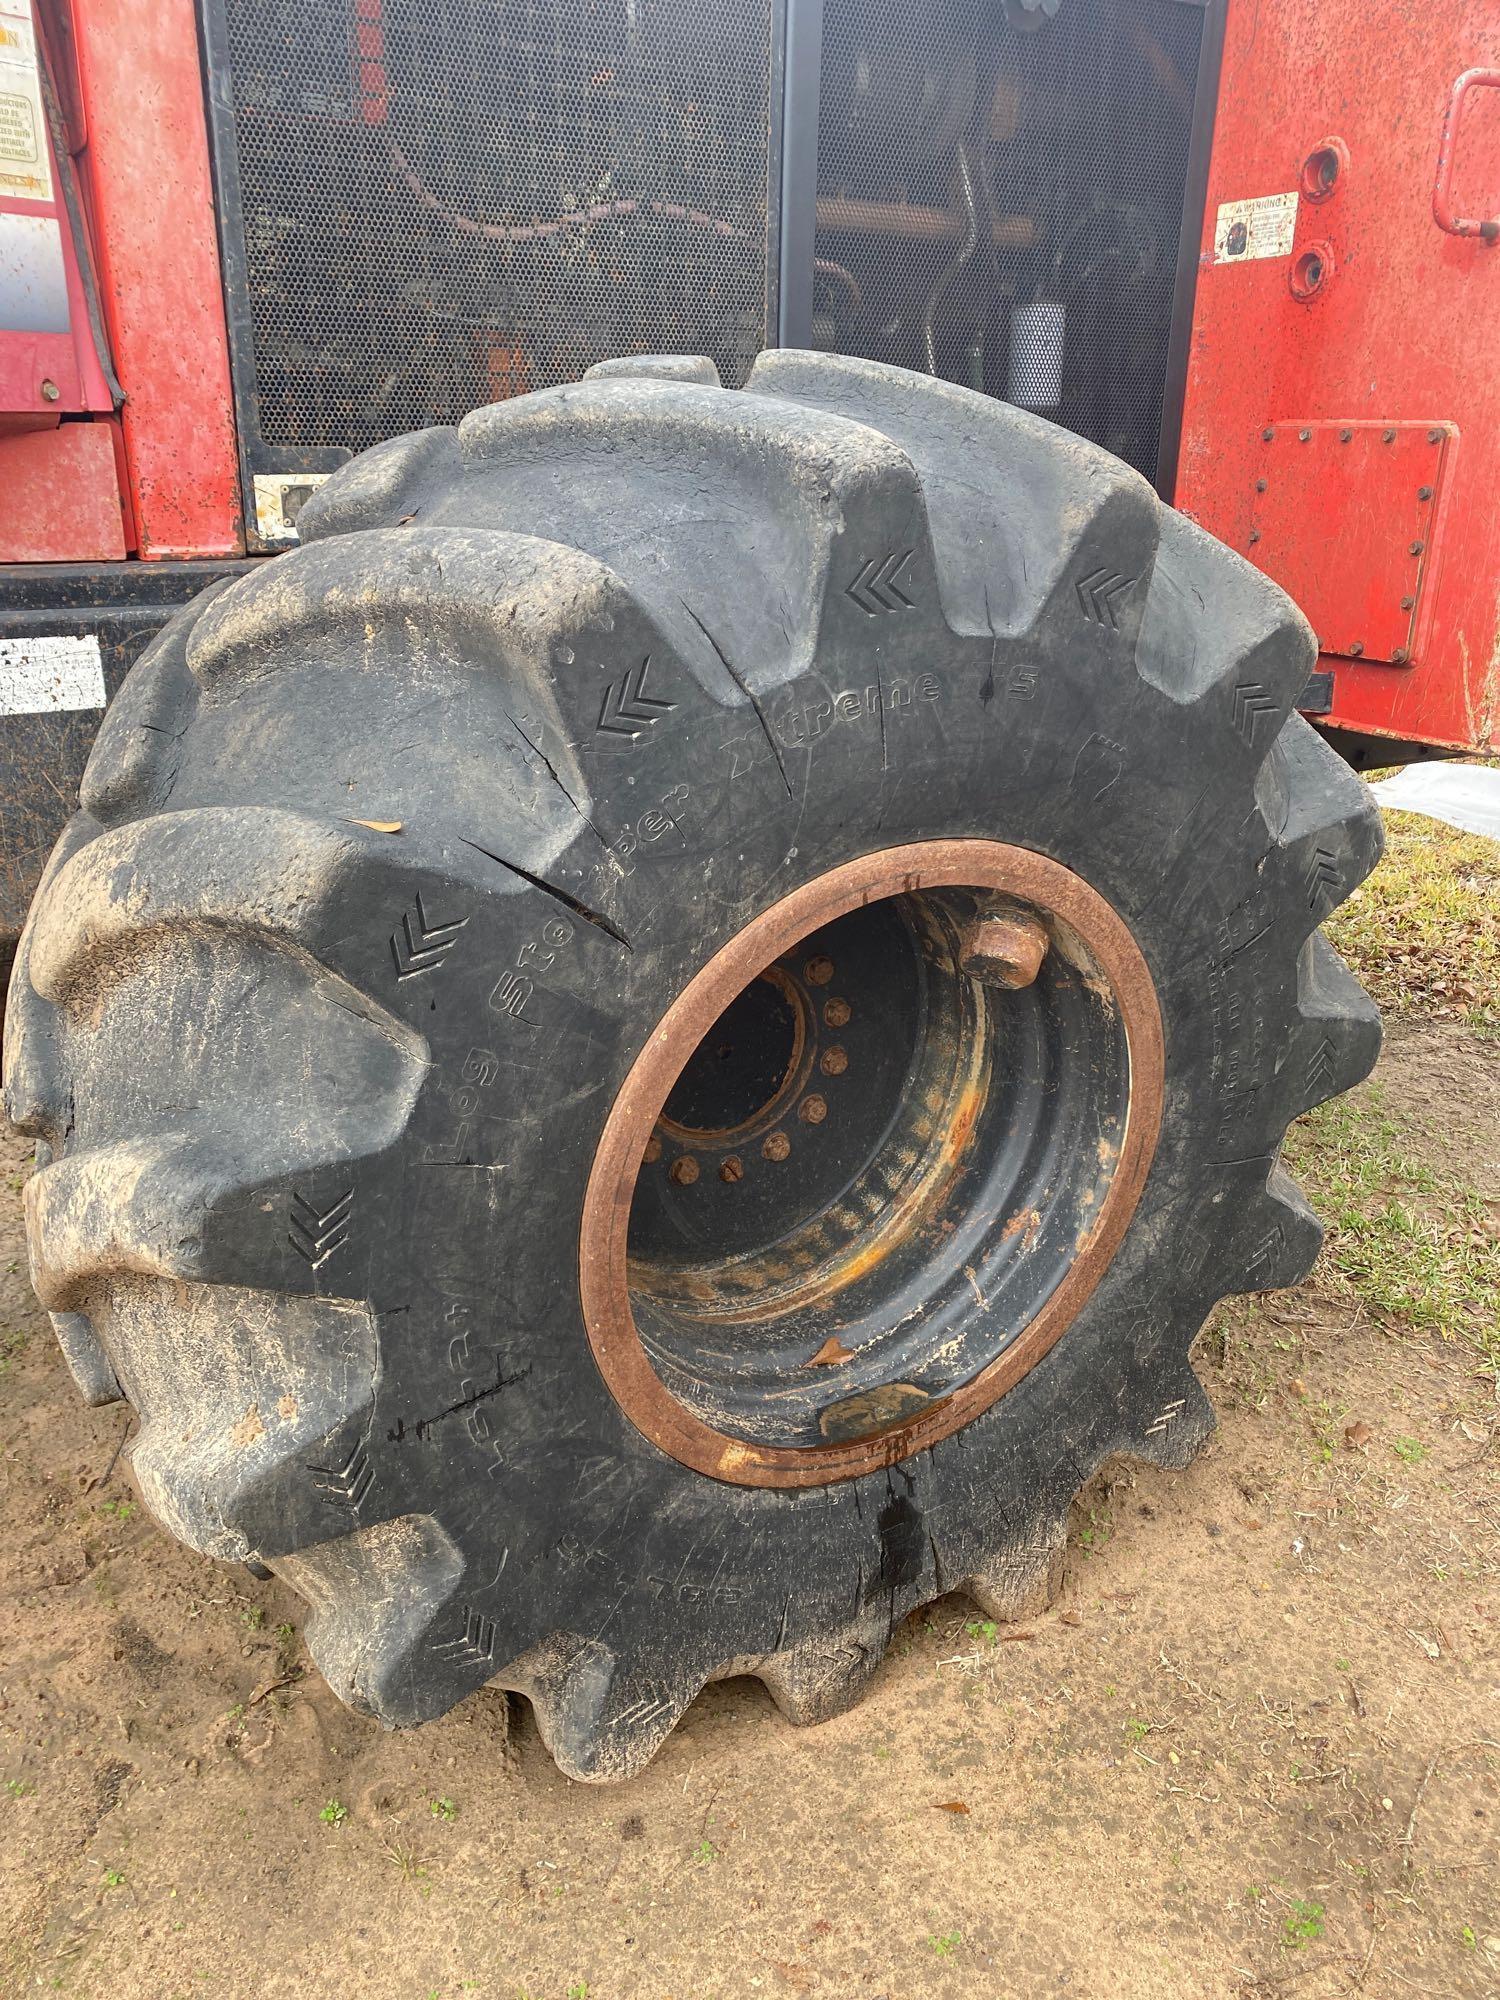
[0,0,239,561]
[1,0,1497,759]
[1178,4,1500,758]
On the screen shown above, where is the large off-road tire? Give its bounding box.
[4,353,1381,1782]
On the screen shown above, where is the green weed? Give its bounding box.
[1282,1899,1325,1949]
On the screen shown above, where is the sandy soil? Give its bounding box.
[2,1018,1496,2000]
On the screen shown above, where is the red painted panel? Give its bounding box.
[1246,422,1456,667]
[67,0,242,558]
[0,0,112,418]
[0,317,85,411]
[0,418,126,559]
[1178,0,1500,755]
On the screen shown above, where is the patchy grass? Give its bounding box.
[1283,792,1500,1377]
[1282,1082,1499,1374]
[1324,807,1500,1034]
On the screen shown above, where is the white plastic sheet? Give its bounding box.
[1367,762,1500,843]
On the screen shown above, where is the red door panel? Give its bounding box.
[1178,0,1500,755]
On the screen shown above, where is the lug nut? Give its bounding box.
[763,1130,791,1161]
[823,997,851,1028]
[804,955,834,987]
[820,1045,848,1076]
[958,907,1050,990]
[719,1155,744,1183]
[669,1155,699,1186]
[799,1094,827,1125]
[643,1134,662,1164]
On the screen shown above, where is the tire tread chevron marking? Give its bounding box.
[1246,1222,1286,1283]
[977,1543,1056,1572]
[1303,846,1342,910]
[1231,680,1278,746]
[289,1188,354,1268]
[845,549,915,616]
[1075,566,1138,629]
[431,1604,498,1666]
[595,656,676,739]
[1306,1037,1338,1095]
[390,893,469,979]
[307,1438,374,1512]
[1145,1398,1186,1438]
[610,1688,676,1732]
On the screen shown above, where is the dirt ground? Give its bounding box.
[2,1008,1497,2000]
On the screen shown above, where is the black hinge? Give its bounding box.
[1297,671,1335,716]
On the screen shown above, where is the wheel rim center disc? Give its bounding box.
[580,840,1164,1489]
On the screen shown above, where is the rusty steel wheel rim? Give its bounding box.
[580,839,1164,1488]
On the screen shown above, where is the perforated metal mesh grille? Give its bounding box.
[812,0,1204,480]
[217,0,775,454]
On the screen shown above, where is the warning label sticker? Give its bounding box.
[0,4,52,204]
[1213,191,1298,264]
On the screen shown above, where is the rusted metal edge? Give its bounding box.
[579,839,1165,1490]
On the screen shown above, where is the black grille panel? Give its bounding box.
[812,0,1205,480]
[216,0,775,456]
